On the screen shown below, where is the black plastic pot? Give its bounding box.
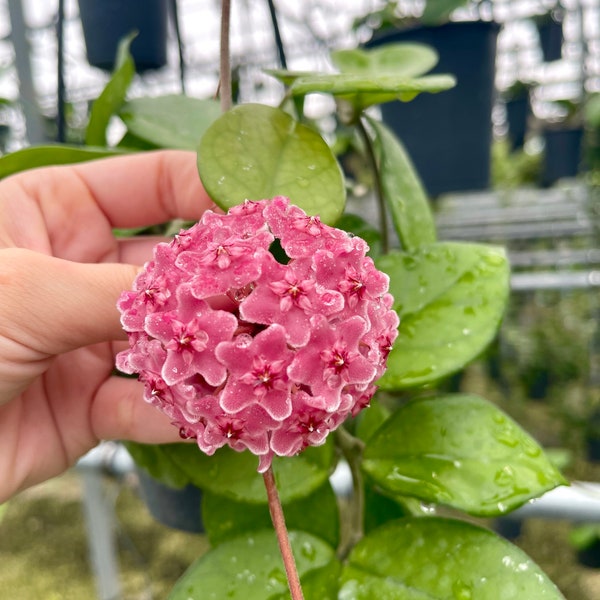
[368,21,499,197]
[136,468,204,533]
[541,127,584,187]
[78,0,168,72]
[505,96,530,150]
[586,436,600,462]
[537,18,563,62]
[577,539,600,568]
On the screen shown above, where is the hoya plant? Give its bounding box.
[0,5,567,600]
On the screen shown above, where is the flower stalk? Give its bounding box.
[263,466,305,600]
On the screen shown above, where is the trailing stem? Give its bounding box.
[335,426,366,560]
[219,0,232,112]
[263,466,305,600]
[356,116,389,254]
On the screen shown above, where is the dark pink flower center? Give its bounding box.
[322,346,351,374]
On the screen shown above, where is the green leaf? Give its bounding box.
[268,44,452,114]
[197,104,345,225]
[85,33,136,147]
[331,44,438,79]
[421,0,471,25]
[289,73,456,111]
[168,530,336,600]
[203,480,340,548]
[117,130,161,150]
[282,559,341,600]
[340,517,565,599]
[362,394,567,516]
[119,95,221,150]
[569,524,600,550]
[159,440,335,504]
[375,242,510,389]
[124,442,191,489]
[354,398,390,443]
[364,483,415,534]
[0,145,126,180]
[367,117,436,252]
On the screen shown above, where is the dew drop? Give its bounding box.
[452,580,473,599]
[267,567,287,586]
[300,541,316,560]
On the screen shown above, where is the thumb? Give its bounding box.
[0,248,138,355]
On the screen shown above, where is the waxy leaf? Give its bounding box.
[268,44,454,114]
[331,44,438,79]
[289,73,455,111]
[362,395,567,516]
[340,517,565,599]
[198,104,345,224]
[119,95,221,150]
[117,131,161,150]
[354,398,390,443]
[0,145,126,180]
[202,480,340,548]
[85,33,136,147]
[368,116,436,252]
[159,441,335,504]
[168,530,337,600]
[375,242,510,389]
[363,483,415,534]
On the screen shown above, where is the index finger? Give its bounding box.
[71,150,216,227]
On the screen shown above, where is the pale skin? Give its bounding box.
[0,150,215,503]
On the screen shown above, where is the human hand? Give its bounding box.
[0,150,214,502]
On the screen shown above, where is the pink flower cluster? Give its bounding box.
[116,197,398,471]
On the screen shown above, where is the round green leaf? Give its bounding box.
[161,441,335,504]
[331,44,438,79]
[119,95,221,150]
[197,104,345,224]
[375,242,510,389]
[168,530,336,600]
[340,517,565,599]
[362,394,567,516]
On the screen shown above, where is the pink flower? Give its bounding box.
[117,197,399,472]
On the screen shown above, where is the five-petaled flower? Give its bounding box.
[117,196,398,472]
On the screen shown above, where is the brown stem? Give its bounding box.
[219,0,232,112]
[263,466,305,600]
